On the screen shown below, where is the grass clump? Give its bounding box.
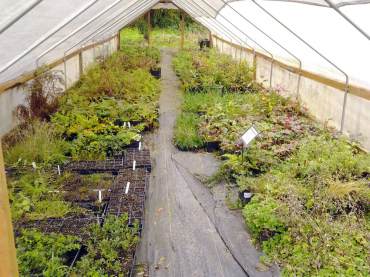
[4,121,69,167]
[174,113,204,150]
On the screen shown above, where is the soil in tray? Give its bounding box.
[13,218,64,236]
[124,149,151,168]
[63,159,125,174]
[59,217,99,239]
[58,173,113,202]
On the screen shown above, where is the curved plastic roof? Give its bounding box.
[0,0,369,90]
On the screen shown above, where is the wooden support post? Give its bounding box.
[0,141,19,277]
[209,32,213,48]
[146,11,151,46]
[180,11,185,49]
[117,31,121,51]
[78,51,83,76]
[253,51,257,81]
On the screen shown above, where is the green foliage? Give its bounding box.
[133,9,204,31]
[243,196,285,239]
[173,49,258,93]
[4,121,69,167]
[16,229,80,276]
[8,171,71,220]
[260,215,370,276]
[51,48,160,159]
[239,135,370,276]
[27,199,71,220]
[120,27,207,49]
[7,32,158,277]
[174,47,370,275]
[73,214,139,276]
[174,113,204,150]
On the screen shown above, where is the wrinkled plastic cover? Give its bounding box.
[264,0,370,7]
[0,0,369,89]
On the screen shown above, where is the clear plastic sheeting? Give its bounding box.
[0,0,155,83]
[264,0,370,7]
[0,0,369,90]
[221,1,370,87]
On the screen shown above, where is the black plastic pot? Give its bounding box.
[205,141,221,152]
[239,190,253,205]
[150,67,161,79]
[199,39,211,50]
[125,140,140,149]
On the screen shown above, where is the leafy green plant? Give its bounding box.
[243,196,286,240]
[8,171,72,220]
[16,229,80,276]
[27,199,71,220]
[73,214,139,276]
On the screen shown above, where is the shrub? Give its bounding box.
[16,71,62,123]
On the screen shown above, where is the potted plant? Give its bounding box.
[150,65,161,79]
[198,38,211,50]
[239,189,253,205]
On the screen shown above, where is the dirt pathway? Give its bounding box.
[137,49,279,277]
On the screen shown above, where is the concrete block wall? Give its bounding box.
[212,36,370,151]
[0,35,119,137]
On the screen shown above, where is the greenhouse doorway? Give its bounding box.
[119,8,209,50]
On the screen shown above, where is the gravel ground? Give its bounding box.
[136,48,279,277]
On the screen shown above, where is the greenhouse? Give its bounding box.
[0,0,369,276]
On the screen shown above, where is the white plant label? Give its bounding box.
[125,182,130,194]
[241,126,259,148]
[138,141,142,151]
[57,165,61,175]
[133,160,136,171]
[243,192,253,198]
[98,190,102,203]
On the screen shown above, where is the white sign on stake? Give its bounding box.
[98,190,102,203]
[125,182,130,194]
[241,126,259,148]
